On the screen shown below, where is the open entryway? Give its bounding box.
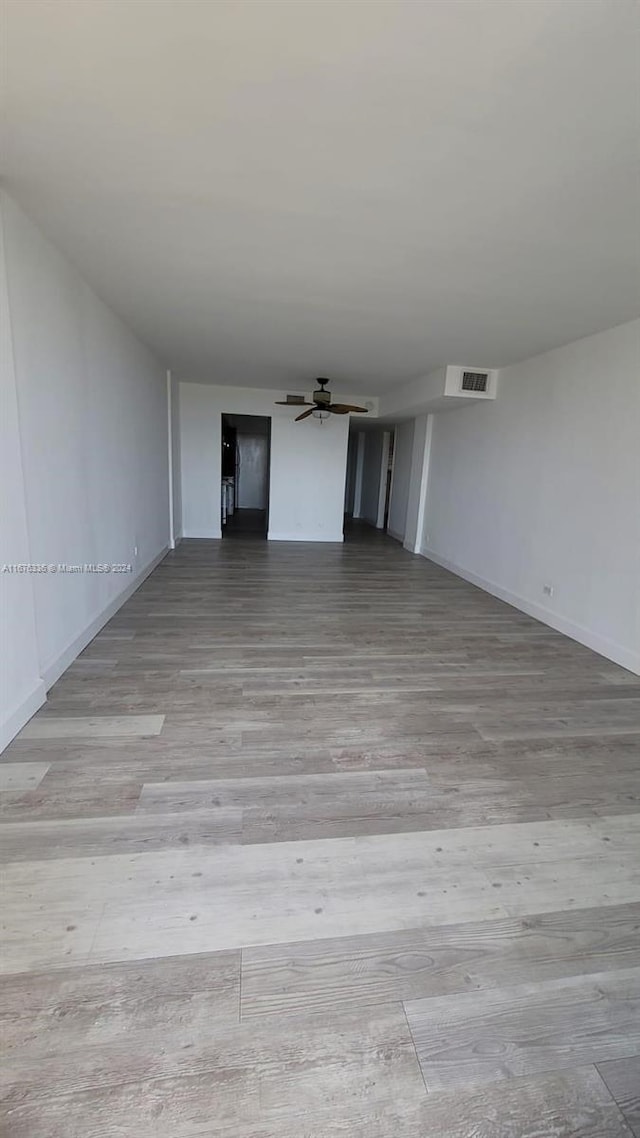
[344,424,395,536]
[221,414,271,538]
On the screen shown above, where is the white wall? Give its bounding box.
[379,367,448,419]
[0,192,169,746]
[169,372,182,543]
[0,209,44,749]
[422,320,640,673]
[387,419,415,542]
[403,413,433,555]
[180,383,350,542]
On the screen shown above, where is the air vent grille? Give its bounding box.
[285,394,306,405]
[461,371,489,392]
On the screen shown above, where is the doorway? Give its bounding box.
[221,414,271,538]
[344,426,395,536]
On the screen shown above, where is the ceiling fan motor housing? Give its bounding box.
[313,379,331,405]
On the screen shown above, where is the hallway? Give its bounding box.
[2,533,640,1136]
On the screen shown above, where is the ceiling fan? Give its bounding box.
[275,379,369,422]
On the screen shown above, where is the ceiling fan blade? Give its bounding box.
[328,403,369,414]
[295,407,314,421]
[274,401,314,406]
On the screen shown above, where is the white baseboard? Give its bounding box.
[387,527,404,543]
[0,680,47,753]
[403,539,421,554]
[182,529,222,540]
[268,531,344,543]
[41,545,170,690]
[1,546,170,752]
[421,546,640,676]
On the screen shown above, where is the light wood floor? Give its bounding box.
[2,527,640,1137]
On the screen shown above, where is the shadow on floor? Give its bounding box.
[223,508,267,538]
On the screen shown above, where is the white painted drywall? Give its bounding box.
[403,414,433,554]
[5,3,639,389]
[1,192,169,718]
[422,320,640,673]
[376,431,392,529]
[170,372,182,543]
[0,208,45,749]
[179,382,221,538]
[180,383,350,541]
[387,419,415,543]
[379,368,448,419]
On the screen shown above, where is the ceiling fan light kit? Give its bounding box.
[274,379,368,423]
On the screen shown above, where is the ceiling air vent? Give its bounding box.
[461,370,489,393]
[443,366,498,400]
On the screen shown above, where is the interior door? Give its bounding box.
[236,433,268,509]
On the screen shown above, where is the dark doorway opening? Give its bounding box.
[221,414,271,538]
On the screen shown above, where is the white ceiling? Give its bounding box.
[2,0,638,393]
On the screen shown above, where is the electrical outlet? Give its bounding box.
[543,583,553,597]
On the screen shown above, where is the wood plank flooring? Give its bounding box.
[1,527,639,1136]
